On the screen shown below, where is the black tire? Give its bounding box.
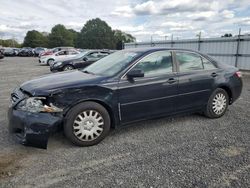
[63,65,74,71]
[47,59,54,66]
[64,101,111,147]
[204,88,229,118]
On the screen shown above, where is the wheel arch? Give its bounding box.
[47,58,55,63]
[63,64,75,69]
[63,99,116,129]
[217,85,233,104]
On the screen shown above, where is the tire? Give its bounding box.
[63,65,74,71]
[204,88,229,118]
[64,102,111,147]
[47,59,54,66]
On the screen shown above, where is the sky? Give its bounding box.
[0,0,250,43]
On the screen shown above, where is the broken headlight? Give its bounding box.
[16,97,63,113]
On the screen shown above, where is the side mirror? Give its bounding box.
[127,69,144,79]
[83,57,88,61]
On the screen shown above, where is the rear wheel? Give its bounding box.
[205,88,229,118]
[64,102,111,146]
[63,65,74,71]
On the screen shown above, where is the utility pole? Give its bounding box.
[171,34,174,47]
[197,31,201,51]
[164,36,168,42]
[235,28,241,67]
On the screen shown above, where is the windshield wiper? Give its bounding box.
[82,70,95,75]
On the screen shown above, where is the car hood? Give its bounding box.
[20,70,105,96]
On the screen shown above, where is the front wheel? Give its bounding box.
[63,65,74,71]
[47,59,54,66]
[204,88,229,118]
[64,102,111,146]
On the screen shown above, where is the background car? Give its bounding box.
[34,47,46,57]
[0,48,4,59]
[39,46,74,57]
[13,48,20,56]
[18,47,34,57]
[3,48,16,56]
[50,50,111,72]
[39,49,80,65]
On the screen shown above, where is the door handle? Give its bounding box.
[166,78,177,84]
[211,72,217,77]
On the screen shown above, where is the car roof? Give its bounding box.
[123,47,201,54]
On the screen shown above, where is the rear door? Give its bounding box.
[174,51,219,112]
[118,50,179,123]
[55,50,67,60]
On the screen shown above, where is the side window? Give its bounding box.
[87,52,99,58]
[57,51,66,56]
[98,52,109,58]
[176,52,203,72]
[132,51,173,77]
[202,57,216,70]
[69,50,78,55]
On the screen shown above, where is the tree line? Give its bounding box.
[22,18,135,50]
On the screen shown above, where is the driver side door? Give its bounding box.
[118,50,178,124]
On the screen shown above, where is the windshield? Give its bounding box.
[74,51,89,59]
[83,50,142,76]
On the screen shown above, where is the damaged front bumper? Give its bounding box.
[8,108,63,149]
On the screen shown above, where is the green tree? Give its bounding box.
[78,18,116,49]
[68,29,78,47]
[48,24,75,47]
[114,30,136,50]
[221,33,232,37]
[23,30,48,47]
[0,39,20,47]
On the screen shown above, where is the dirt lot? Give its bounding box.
[0,57,249,188]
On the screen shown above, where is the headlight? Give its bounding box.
[54,62,62,67]
[16,97,63,113]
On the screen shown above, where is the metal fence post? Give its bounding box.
[235,28,241,68]
[197,32,201,51]
[171,34,174,47]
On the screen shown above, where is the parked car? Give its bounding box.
[0,48,4,59]
[13,48,20,56]
[39,49,80,65]
[3,48,16,56]
[8,48,243,149]
[34,47,46,57]
[39,47,74,57]
[50,50,111,72]
[18,47,34,57]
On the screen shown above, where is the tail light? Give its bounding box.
[235,71,242,78]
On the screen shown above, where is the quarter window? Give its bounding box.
[132,51,173,77]
[176,52,203,72]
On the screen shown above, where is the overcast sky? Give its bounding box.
[0,0,250,43]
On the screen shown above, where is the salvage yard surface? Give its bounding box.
[0,57,249,188]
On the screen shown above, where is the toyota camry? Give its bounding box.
[8,48,243,149]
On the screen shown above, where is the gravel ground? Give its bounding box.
[0,57,249,188]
